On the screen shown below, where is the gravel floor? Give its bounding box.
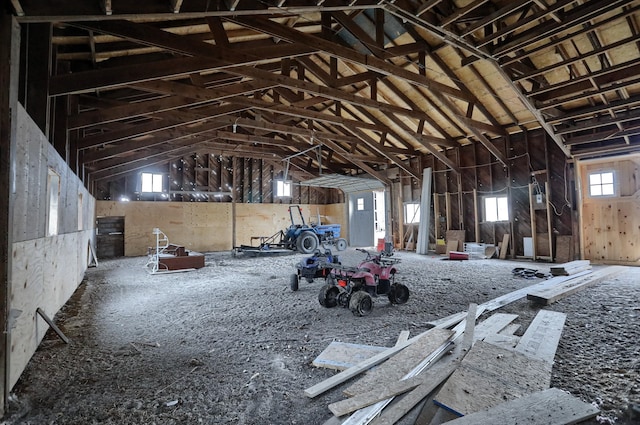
[4,248,639,425]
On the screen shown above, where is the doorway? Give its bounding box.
[348,191,386,248]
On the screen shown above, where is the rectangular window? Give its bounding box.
[141,172,164,193]
[275,180,291,197]
[404,202,420,224]
[78,193,83,231]
[357,197,365,211]
[484,196,509,222]
[589,171,615,197]
[47,169,60,236]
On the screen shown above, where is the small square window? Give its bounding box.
[589,171,615,197]
[484,196,509,222]
[404,203,420,224]
[276,180,291,197]
[357,198,365,211]
[141,172,164,193]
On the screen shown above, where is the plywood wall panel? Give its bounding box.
[579,155,640,264]
[96,201,347,255]
[10,230,94,389]
[10,105,97,391]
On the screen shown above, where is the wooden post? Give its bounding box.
[445,192,451,231]
[433,193,440,240]
[0,11,20,415]
[529,183,537,260]
[232,156,238,250]
[473,189,480,243]
[395,180,404,249]
[545,181,554,261]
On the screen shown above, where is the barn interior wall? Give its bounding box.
[391,129,576,260]
[578,155,640,265]
[10,104,96,390]
[96,155,343,205]
[95,201,347,256]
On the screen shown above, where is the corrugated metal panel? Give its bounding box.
[300,174,385,193]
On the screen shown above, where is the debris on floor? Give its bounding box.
[306,280,606,424]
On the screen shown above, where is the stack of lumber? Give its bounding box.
[528,266,625,306]
[549,260,591,276]
[304,269,620,425]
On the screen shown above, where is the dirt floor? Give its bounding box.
[4,248,640,425]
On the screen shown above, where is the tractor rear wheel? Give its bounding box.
[336,238,348,251]
[318,284,340,308]
[349,291,373,316]
[297,231,319,254]
[388,283,410,304]
[290,274,299,292]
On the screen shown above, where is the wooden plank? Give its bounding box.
[499,233,510,259]
[368,361,460,425]
[433,340,552,416]
[446,230,465,251]
[444,388,600,425]
[550,260,591,276]
[36,308,70,344]
[528,266,626,306]
[328,372,425,417]
[343,328,454,397]
[427,271,590,328]
[555,235,573,263]
[482,333,520,349]
[473,313,519,342]
[445,239,458,255]
[311,342,388,371]
[304,327,453,398]
[514,310,566,364]
[395,330,410,346]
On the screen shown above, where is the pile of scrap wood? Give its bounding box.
[304,270,621,424]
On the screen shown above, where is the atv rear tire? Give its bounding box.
[336,238,348,251]
[290,274,299,292]
[318,284,340,308]
[297,231,319,254]
[388,283,410,305]
[349,291,373,316]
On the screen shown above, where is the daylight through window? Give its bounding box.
[276,180,291,197]
[141,172,164,193]
[589,172,615,197]
[484,196,509,222]
[404,203,420,224]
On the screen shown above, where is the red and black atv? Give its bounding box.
[318,248,410,316]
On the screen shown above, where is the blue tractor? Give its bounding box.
[233,205,347,256]
[283,205,347,254]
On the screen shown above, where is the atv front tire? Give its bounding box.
[318,284,340,308]
[290,274,299,292]
[388,283,410,304]
[349,291,373,316]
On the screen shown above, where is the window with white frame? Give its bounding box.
[47,169,60,236]
[78,193,83,231]
[589,171,615,197]
[275,180,291,197]
[484,196,509,222]
[141,172,164,193]
[356,197,365,211]
[404,202,420,224]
